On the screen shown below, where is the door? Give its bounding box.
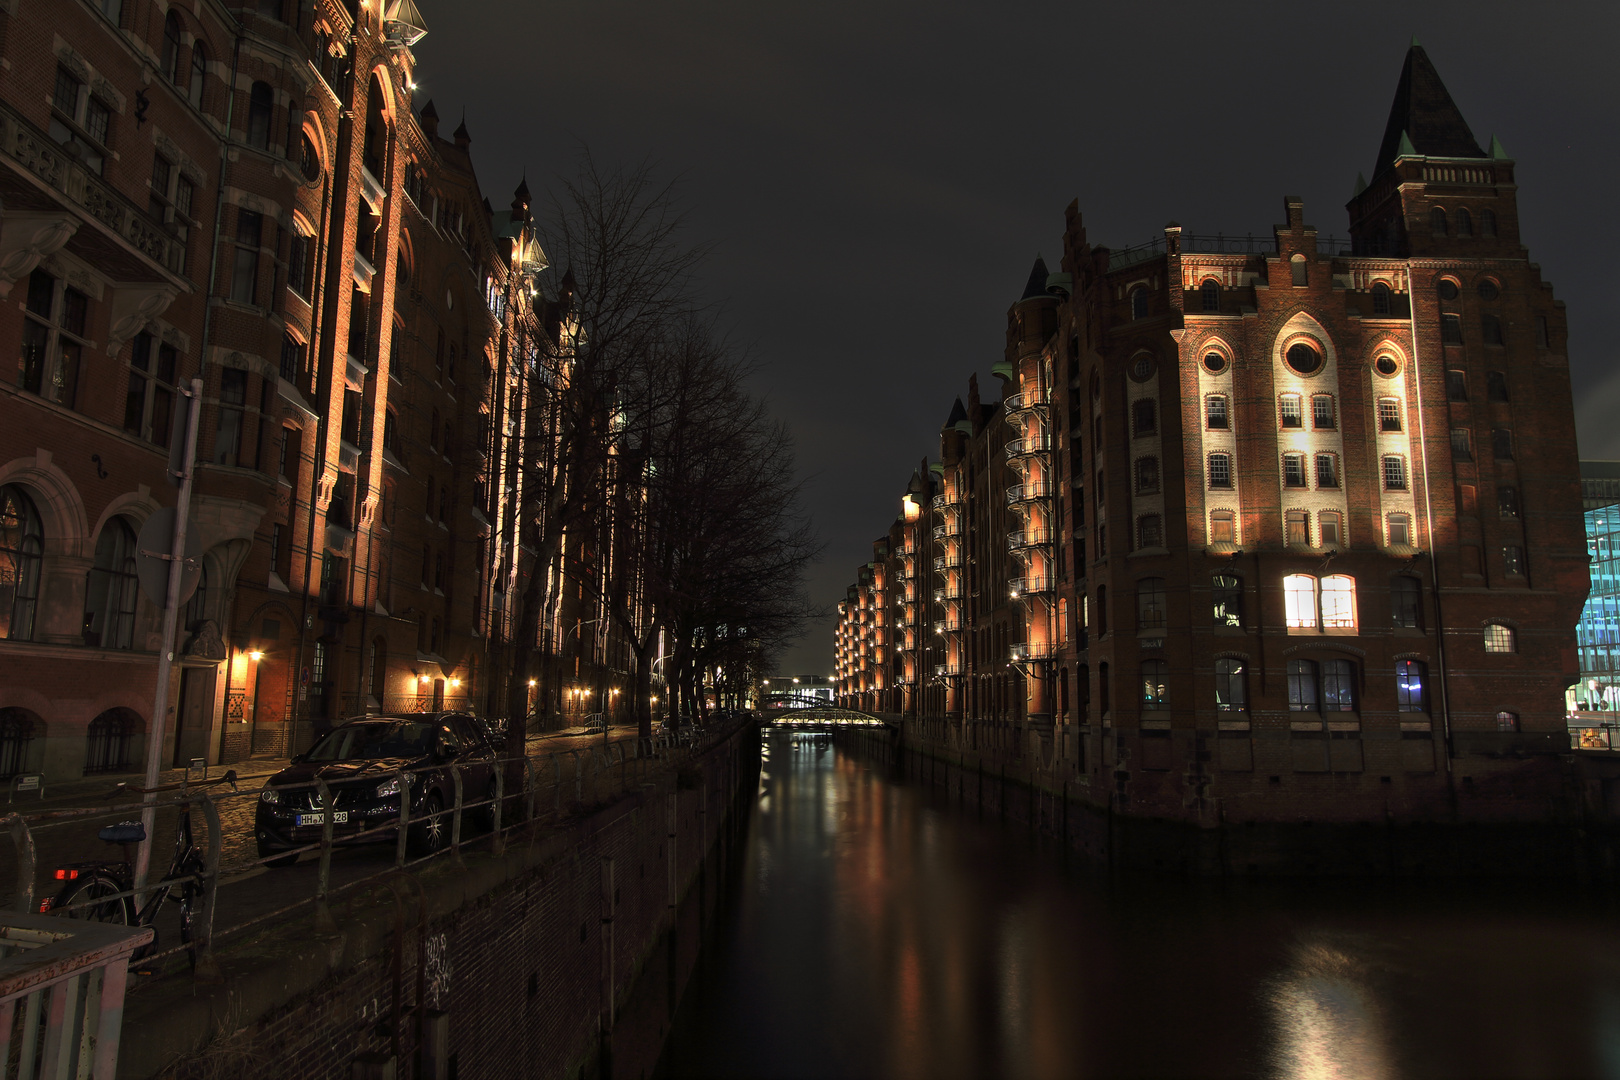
[175,665,217,767]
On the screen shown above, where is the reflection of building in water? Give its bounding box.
[763,675,835,709]
[1266,942,1395,1080]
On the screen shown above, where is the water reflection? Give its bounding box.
[661,732,1620,1079]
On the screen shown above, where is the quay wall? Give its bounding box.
[123,724,760,1080]
[840,720,1620,878]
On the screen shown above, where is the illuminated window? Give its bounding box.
[1321,659,1357,711]
[1396,660,1428,712]
[1215,659,1246,711]
[1484,623,1515,653]
[1290,254,1307,286]
[1140,660,1168,710]
[1382,456,1407,490]
[1206,395,1229,430]
[1320,575,1356,629]
[1208,454,1232,489]
[1279,394,1303,428]
[1378,398,1402,432]
[1212,574,1242,628]
[1496,711,1518,732]
[1284,574,1317,629]
[1287,660,1318,711]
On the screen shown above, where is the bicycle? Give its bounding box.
[47,770,238,971]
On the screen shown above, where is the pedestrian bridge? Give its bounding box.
[763,707,892,730]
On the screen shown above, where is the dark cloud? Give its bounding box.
[415,0,1620,674]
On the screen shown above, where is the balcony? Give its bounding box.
[1010,641,1060,663]
[933,520,962,541]
[1009,576,1054,597]
[934,554,963,572]
[1004,387,1050,415]
[1007,529,1054,552]
[353,247,377,292]
[934,663,965,678]
[359,163,387,213]
[1005,435,1052,460]
[1006,481,1053,506]
[931,492,960,511]
[344,352,370,391]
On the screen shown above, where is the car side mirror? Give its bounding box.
[291,753,306,764]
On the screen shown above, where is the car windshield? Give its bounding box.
[305,721,435,762]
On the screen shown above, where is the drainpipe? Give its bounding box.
[1408,283,1455,781]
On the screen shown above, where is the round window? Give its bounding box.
[1374,355,1399,377]
[1284,342,1322,376]
[1437,279,1460,301]
[1130,354,1156,382]
[1202,351,1227,374]
[1478,279,1500,302]
[299,133,320,182]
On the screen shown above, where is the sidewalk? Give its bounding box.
[5,758,291,811]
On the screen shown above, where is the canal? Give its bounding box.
[660,730,1620,1079]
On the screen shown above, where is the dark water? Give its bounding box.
[660,731,1620,1080]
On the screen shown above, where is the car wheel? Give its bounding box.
[409,792,447,856]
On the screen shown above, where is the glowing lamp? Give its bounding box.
[248,650,265,661]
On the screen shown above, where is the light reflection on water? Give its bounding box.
[661,733,1620,1079]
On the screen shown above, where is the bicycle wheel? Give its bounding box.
[52,872,129,925]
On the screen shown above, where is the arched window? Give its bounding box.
[1284,574,1317,629]
[1140,660,1168,710]
[85,708,141,774]
[1321,575,1357,629]
[0,485,43,641]
[1391,575,1422,629]
[1480,209,1497,238]
[1372,282,1392,315]
[1287,660,1318,711]
[247,82,273,150]
[84,518,138,649]
[1215,659,1246,711]
[1430,207,1447,236]
[1456,208,1473,237]
[1137,514,1163,550]
[1322,659,1356,711]
[1201,279,1220,312]
[1130,287,1149,320]
[162,12,183,84]
[0,708,37,779]
[1496,711,1519,732]
[1396,660,1428,712]
[1290,254,1307,287]
[189,42,207,109]
[1137,577,1166,630]
[1484,623,1516,653]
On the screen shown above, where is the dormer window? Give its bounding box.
[1372,282,1392,315]
[1200,280,1220,312]
[1130,286,1149,320]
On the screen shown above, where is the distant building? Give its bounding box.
[837,43,1587,827]
[1582,461,1620,510]
[762,676,834,709]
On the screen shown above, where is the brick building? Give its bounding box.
[0,0,634,784]
[837,44,1586,827]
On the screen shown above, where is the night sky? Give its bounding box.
[414,1,1619,675]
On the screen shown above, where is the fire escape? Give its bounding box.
[1005,383,1058,674]
[932,487,965,686]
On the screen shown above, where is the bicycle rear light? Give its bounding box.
[38,898,52,912]
[53,869,80,881]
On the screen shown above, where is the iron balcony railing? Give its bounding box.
[934,663,965,678]
[1009,576,1054,597]
[934,554,964,571]
[1004,387,1050,414]
[1004,435,1052,460]
[1010,641,1060,663]
[1006,481,1053,506]
[1007,529,1054,552]
[931,492,961,512]
[1104,232,1355,272]
[933,520,962,541]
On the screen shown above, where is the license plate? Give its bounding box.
[296,811,349,826]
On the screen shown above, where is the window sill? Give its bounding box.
[1217,718,1250,731]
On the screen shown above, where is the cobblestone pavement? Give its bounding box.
[3,723,666,941]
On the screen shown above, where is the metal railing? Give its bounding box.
[1003,388,1050,413]
[2,717,749,987]
[932,521,962,541]
[930,492,960,512]
[1004,435,1051,460]
[1007,529,1054,552]
[1105,232,1355,271]
[1006,482,1053,506]
[934,554,963,571]
[1009,576,1054,597]
[1010,641,1060,662]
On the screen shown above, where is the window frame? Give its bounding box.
[1207,453,1233,490]
[20,269,92,409]
[1483,623,1515,653]
[1378,398,1403,432]
[1279,393,1303,429]
[1382,456,1408,491]
[1205,394,1229,430]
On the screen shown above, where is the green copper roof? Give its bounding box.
[1489,134,1508,159]
[991,359,1014,381]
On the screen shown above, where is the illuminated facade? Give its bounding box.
[838,44,1586,823]
[0,0,630,783]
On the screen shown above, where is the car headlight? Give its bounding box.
[376,778,402,799]
[259,788,280,804]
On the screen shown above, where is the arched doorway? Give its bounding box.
[85,708,142,775]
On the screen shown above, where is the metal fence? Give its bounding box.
[1,719,746,992]
[1104,233,1355,271]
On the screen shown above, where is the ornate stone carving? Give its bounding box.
[106,283,179,355]
[0,212,78,299]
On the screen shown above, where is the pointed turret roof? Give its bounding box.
[1374,43,1486,176]
[944,397,967,429]
[1019,256,1050,301]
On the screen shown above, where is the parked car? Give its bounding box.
[254,712,498,867]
